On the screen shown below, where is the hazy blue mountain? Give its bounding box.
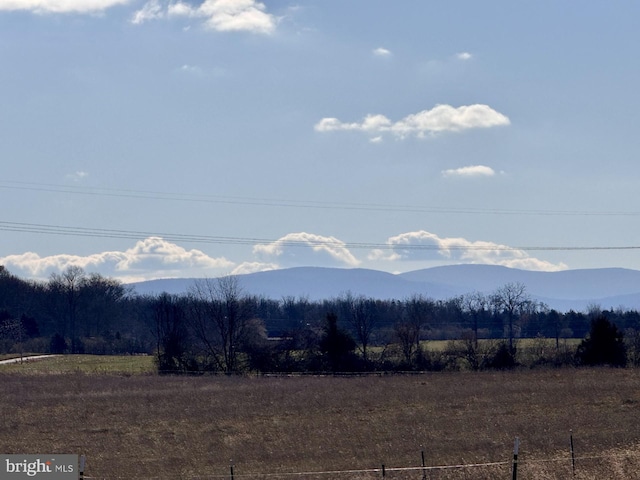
[236,267,457,300]
[129,264,640,312]
[399,265,640,299]
[130,267,457,300]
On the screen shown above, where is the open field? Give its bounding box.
[0,354,155,374]
[2,360,640,479]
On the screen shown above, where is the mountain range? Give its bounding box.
[129,264,640,312]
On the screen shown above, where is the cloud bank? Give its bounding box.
[0,0,276,34]
[370,230,567,271]
[315,104,510,139]
[132,0,277,34]
[373,47,391,57]
[442,165,497,178]
[0,230,566,284]
[0,0,130,13]
[253,232,361,268]
[0,237,234,282]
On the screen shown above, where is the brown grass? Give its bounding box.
[1,368,640,479]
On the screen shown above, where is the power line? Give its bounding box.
[1,220,639,252]
[1,180,638,217]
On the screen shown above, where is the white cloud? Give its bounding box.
[174,63,227,78]
[373,47,392,57]
[315,104,510,139]
[66,171,89,182]
[133,0,277,34]
[442,165,496,178]
[130,0,162,23]
[253,232,360,268]
[0,237,234,282]
[231,261,278,275]
[178,64,204,76]
[456,52,472,60]
[115,237,231,272]
[167,1,192,17]
[371,230,567,272]
[0,0,131,14]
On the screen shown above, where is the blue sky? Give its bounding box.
[1,0,640,282]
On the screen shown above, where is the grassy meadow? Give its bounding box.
[0,354,155,374]
[2,357,640,479]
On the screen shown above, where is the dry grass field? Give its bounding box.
[2,361,640,479]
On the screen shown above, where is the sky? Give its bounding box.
[1,0,640,283]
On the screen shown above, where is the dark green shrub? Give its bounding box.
[576,316,627,367]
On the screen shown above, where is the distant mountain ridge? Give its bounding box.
[129,265,640,312]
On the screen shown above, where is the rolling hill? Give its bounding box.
[129,264,640,312]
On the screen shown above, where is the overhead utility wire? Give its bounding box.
[1,180,638,217]
[1,220,640,252]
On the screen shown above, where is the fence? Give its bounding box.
[77,433,640,480]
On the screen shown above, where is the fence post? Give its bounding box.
[79,455,85,480]
[570,430,576,476]
[381,464,385,477]
[230,459,234,480]
[512,437,520,480]
[421,446,427,480]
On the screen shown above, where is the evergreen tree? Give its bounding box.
[576,316,627,367]
[319,313,356,372]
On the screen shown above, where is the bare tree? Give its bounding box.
[393,295,434,368]
[152,293,190,372]
[48,266,86,353]
[189,275,256,373]
[394,319,421,367]
[492,282,532,350]
[462,291,488,348]
[82,273,128,337]
[405,294,434,352]
[340,292,378,367]
[0,316,25,361]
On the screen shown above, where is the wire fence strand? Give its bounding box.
[79,450,640,480]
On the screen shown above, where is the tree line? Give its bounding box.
[0,265,637,372]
